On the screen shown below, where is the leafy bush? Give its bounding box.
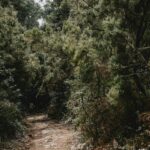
[0,101,23,140]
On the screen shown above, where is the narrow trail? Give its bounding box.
[27,115,79,150]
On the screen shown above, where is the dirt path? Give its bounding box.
[27,115,79,150]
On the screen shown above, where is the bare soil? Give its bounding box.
[27,114,79,150]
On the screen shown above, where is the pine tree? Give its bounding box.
[0,0,42,28]
[0,7,25,139]
[44,0,70,30]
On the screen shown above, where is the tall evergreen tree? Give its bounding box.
[44,0,70,30]
[0,7,25,139]
[63,0,150,144]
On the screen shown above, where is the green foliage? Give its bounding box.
[0,7,24,103]
[0,6,26,140]
[63,0,150,146]
[0,0,42,28]
[0,101,23,139]
[44,0,70,30]
[21,27,71,116]
[0,0,150,148]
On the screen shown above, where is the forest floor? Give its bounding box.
[1,114,149,150]
[26,114,80,150]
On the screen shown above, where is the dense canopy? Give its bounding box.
[0,0,150,149]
